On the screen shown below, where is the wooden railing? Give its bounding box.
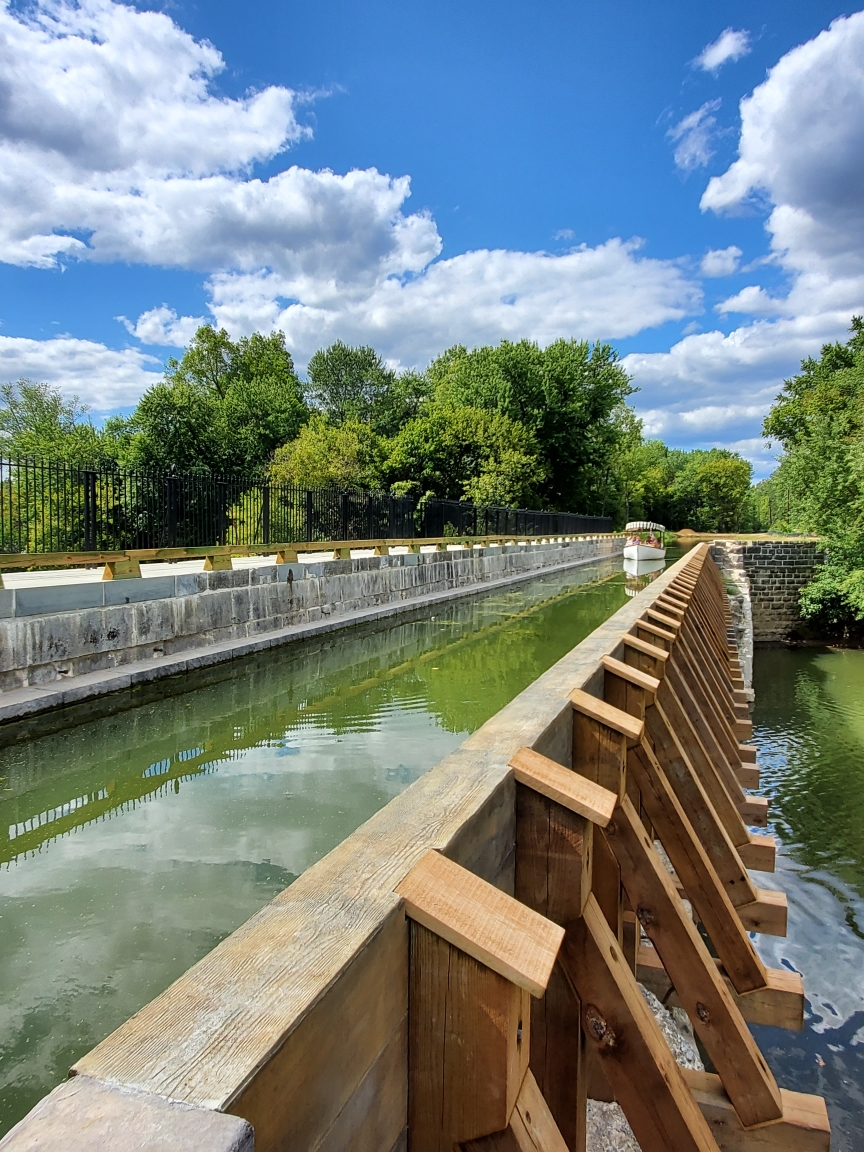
[4,544,829,1152]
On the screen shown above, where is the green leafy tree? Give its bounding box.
[426,338,634,511]
[305,341,429,435]
[761,317,864,636]
[125,327,307,474]
[270,416,386,490]
[385,403,546,507]
[0,380,111,464]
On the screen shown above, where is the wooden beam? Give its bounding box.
[409,921,531,1152]
[559,896,719,1152]
[603,796,783,1127]
[509,748,616,827]
[569,690,644,746]
[737,889,788,937]
[515,786,589,1151]
[739,834,775,873]
[600,655,661,701]
[682,1071,830,1152]
[636,945,804,1031]
[645,696,759,908]
[396,850,564,997]
[628,736,767,994]
[462,1069,572,1152]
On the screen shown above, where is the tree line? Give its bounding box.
[756,317,864,639]
[0,325,755,530]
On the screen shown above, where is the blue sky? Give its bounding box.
[0,0,862,475]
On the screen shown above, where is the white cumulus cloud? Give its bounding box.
[207,239,701,370]
[668,100,722,172]
[119,307,205,347]
[700,246,742,277]
[634,12,864,448]
[694,29,752,74]
[0,335,160,409]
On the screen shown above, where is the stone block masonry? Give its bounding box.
[710,539,823,649]
[0,537,622,725]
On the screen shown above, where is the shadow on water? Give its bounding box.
[751,646,864,1152]
[0,556,635,1136]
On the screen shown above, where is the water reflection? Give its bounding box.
[0,557,630,1135]
[751,647,864,1152]
[623,556,667,598]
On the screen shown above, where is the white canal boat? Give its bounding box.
[622,520,666,561]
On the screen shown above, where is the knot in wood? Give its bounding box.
[584,1004,616,1047]
[605,819,618,837]
[696,1002,711,1023]
[636,905,653,927]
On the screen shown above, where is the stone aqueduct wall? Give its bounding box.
[710,539,823,649]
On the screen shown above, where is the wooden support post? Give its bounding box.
[636,944,804,1031]
[627,740,767,993]
[511,747,616,1151]
[602,796,783,1127]
[397,850,565,1152]
[559,895,720,1152]
[203,552,233,571]
[682,1071,830,1152]
[102,557,142,579]
[274,548,299,564]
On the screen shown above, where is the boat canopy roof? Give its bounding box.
[624,521,666,532]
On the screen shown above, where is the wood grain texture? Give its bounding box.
[68,550,703,1149]
[682,1071,830,1152]
[599,655,660,696]
[510,748,616,827]
[515,785,589,1151]
[568,690,644,745]
[409,922,531,1152]
[604,797,783,1127]
[397,850,564,997]
[560,896,719,1152]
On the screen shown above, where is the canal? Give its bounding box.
[0,553,635,1137]
[751,646,864,1152]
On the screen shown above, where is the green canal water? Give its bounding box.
[750,647,864,1152]
[0,554,636,1136]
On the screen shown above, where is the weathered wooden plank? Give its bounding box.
[509,748,616,827]
[636,944,804,1031]
[569,690,644,745]
[397,850,563,997]
[514,785,588,1151]
[409,921,531,1152]
[682,1071,830,1152]
[627,741,767,994]
[559,896,719,1152]
[603,797,783,1127]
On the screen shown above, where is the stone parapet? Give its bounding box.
[0,538,622,718]
[710,539,822,645]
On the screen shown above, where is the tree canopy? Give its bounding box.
[760,317,864,636]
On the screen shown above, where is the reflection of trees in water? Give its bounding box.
[0,565,625,864]
[754,650,864,899]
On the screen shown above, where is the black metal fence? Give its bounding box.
[0,456,612,555]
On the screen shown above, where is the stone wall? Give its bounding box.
[709,539,822,646]
[0,538,621,696]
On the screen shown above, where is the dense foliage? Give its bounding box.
[0,324,758,530]
[759,317,864,638]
